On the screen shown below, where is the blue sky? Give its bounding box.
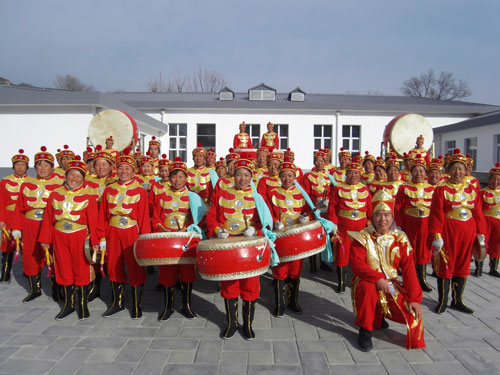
[2,0,499,104]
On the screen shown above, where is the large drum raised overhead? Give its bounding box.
[274,220,326,262]
[133,232,202,266]
[196,236,270,281]
[88,110,138,151]
[383,114,433,157]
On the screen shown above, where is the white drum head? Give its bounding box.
[88,110,138,151]
[389,114,433,156]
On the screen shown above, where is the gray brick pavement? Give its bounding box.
[1,262,500,374]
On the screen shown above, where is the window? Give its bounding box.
[245,124,260,148]
[313,125,333,151]
[495,135,500,164]
[445,140,456,156]
[342,125,360,153]
[274,124,288,150]
[464,137,477,170]
[197,123,216,150]
[168,123,187,161]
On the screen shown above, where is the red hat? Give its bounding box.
[279,161,297,174]
[149,136,161,147]
[116,148,137,171]
[466,154,474,166]
[34,146,55,164]
[225,148,240,163]
[59,144,75,159]
[417,134,424,142]
[489,163,500,177]
[428,155,444,171]
[207,148,216,157]
[374,157,386,169]
[134,147,143,158]
[94,145,115,165]
[372,189,395,214]
[411,154,427,170]
[363,151,376,163]
[283,148,294,158]
[283,155,294,162]
[257,146,269,154]
[384,151,398,162]
[215,157,226,168]
[351,153,363,164]
[192,142,207,156]
[106,135,114,143]
[141,151,154,165]
[169,157,187,174]
[158,154,171,168]
[448,149,468,167]
[267,151,282,162]
[324,145,332,155]
[385,154,400,170]
[12,149,29,165]
[83,146,94,162]
[338,147,352,160]
[233,158,254,175]
[314,149,327,160]
[66,156,88,175]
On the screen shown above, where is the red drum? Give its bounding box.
[383,114,433,157]
[133,232,202,266]
[196,236,270,281]
[234,148,257,160]
[88,110,138,151]
[274,220,326,262]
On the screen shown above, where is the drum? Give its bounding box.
[196,236,270,281]
[234,148,257,160]
[274,220,326,262]
[472,235,486,261]
[84,238,103,265]
[133,232,202,266]
[383,114,433,157]
[88,110,138,151]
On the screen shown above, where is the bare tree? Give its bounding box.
[146,68,228,93]
[401,69,471,100]
[146,71,167,93]
[54,74,94,91]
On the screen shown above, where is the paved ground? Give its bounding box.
[1,261,500,375]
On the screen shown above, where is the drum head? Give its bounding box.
[472,236,486,261]
[88,110,138,151]
[385,114,433,157]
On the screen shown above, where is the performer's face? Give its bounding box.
[488,174,500,190]
[87,160,95,174]
[94,159,112,178]
[227,160,235,176]
[149,145,160,158]
[65,169,84,190]
[427,169,442,185]
[373,210,393,235]
[61,156,72,169]
[314,157,325,171]
[279,170,295,189]
[267,123,273,132]
[339,156,350,169]
[448,162,466,184]
[13,161,28,177]
[35,160,53,179]
[106,140,113,149]
[345,170,361,185]
[234,168,252,190]
[386,166,400,182]
[267,159,280,176]
[363,160,374,173]
[141,162,154,176]
[207,154,216,166]
[416,139,423,148]
[117,164,135,183]
[240,123,246,133]
[466,163,473,176]
[216,165,227,178]
[256,152,267,167]
[169,170,187,190]
[411,165,427,183]
[159,166,169,182]
[193,154,205,168]
[374,166,386,181]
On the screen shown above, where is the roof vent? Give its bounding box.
[249,83,276,101]
[219,86,234,101]
[289,87,305,102]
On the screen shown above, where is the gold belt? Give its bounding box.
[55,220,88,234]
[6,204,15,211]
[484,209,500,219]
[446,208,472,221]
[338,209,366,220]
[25,209,45,221]
[404,207,430,218]
[109,215,137,229]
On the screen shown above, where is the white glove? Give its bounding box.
[217,228,229,239]
[298,215,308,224]
[322,199,329,208]
[243,226,256,237]
[274,221,285,231]
[478,234,485,243]
[331,223,338,235]
[99,240,106,252]
[432,238,444,251]
[11,230,22,240]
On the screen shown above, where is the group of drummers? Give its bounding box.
[0,121,499,352]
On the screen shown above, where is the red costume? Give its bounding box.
[233,132,252,149]
[257,175,280,197]
[0,173,27,254]
[302,170,332,206]
[260,131,279,149]
[187,166,212,202]
[480,186,500,259]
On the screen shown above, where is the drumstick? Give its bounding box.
[278,210,282,224]
[174,217,181,230]
[156,223,169,232]
[244,215,249,230]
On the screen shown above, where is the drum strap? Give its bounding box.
[187,191,207,240]
[294,181,335,263]
[208,169,219,189]
[326,173,338,187]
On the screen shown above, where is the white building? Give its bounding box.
[1,83,498,173]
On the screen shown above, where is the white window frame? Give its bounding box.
[495,134,500,164]
[274,124,289,150]
[464,137,477,171]
[245,124,261,148]
[168,123,187,161]
[341,125,361,153]
[196,123,216,151]
[445,140,456,156]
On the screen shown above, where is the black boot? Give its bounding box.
[130,284,144,319]
[287,278,303,313]
[434,277,450,314]
[242,300,256,341]
[180,282,197,319]
[221,298,239,340]
[473,261,483,277]
[273,278,286,317]
[50,274,62,302]
[55,285,75,320]
[450,277,474,314]
[358,328,373,352]
[23,274,42,303]
[1,252,14,282]
[88,273,102,302]
[320,261,333,272]
[489,258,500,278]
[102,282,125,317]
[158,286,175,321]
[309,254,317,274]
[336,266,346,294]
[77,285,90,320]
[416,264,433,292]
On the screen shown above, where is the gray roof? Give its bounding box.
[248,83,276,92]
[434,109,500,134]
[0,85,167,133]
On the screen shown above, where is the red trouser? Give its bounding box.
[272,259,303,280]
[1,233,15,254]
[433,219,476,279]
[159,264,196,287]
[353,278,425,350]
[106,225,145,286]
[485,216,500,258]
[53,229,92,286]
[21,218,45,276]
[220,276,260,301]
[335,218,367,267]
[401,215,430,265]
